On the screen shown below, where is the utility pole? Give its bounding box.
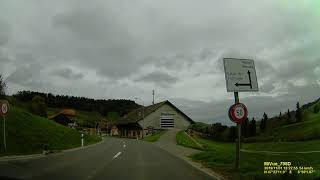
[152,90,155,105]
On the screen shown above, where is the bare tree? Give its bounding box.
[0,74,6,98]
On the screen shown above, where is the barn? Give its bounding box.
[115,100,194,139]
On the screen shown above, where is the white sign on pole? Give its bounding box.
[2,103,8,114]
[223,58,259,92]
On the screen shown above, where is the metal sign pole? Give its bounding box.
[234,92,240,169]
[3,116,6,151]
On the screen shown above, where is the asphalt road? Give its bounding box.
[0,137,214,180]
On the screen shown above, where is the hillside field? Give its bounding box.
[0,107,101,156]
[184,99,320,179]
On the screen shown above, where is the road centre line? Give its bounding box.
[113,152,122,159]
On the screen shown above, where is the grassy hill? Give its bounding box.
[185,98,320,179]
[0,107,101,156]
[246,99,320,142]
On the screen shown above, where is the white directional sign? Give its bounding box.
[223,58,259,92]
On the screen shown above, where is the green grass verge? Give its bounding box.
[143,130,167,142]
[0,107,101,156]
[176,130,203,150]
[191,138,320,179]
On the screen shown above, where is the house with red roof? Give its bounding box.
[49,109,77,128]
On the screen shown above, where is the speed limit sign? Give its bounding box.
[0,100,10,116]
[228,103,248,124]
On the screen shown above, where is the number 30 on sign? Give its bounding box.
[228,103,248,124]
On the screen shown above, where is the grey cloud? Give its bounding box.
[7,63,40,80]
[52,68,84,80]
[50,2,140,79]
[0,0,319,125]
[135,71,178,87]
[0,18,10,46]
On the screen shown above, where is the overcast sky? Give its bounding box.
[1,0,319,125]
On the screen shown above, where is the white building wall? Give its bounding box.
[137,103,191,130]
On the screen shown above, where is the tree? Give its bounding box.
[295,102,303,122]
[314,105,320,114]
[228,126,237,142]
[279,111,282,117]
[287,109,292,123]
[287,109,291,119]
[0,75,6,98]
[249,117,256,137]
[31,95,47,117]
[241,118,250,138]
[260,112,268,132]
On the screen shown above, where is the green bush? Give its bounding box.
[30,95,47,117]
[314,105,319,114]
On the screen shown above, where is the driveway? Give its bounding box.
[155,129,224,180]
[155,128,201,158]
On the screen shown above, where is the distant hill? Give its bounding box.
[190,97,320,142]
[13,90,140,117]
[0,107,101,156]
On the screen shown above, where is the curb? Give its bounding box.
[181,156,226,180]
[0,154,45,162]
[0,137,105,162]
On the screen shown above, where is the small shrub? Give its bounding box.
[314,105,320,114]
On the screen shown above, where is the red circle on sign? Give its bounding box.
[228,103,248,124]
[0,100,10,116]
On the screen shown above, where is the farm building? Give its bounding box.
[115,100,194,139]
[49,109,77,128]
[97,118,119,136]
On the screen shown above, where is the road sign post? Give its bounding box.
[0,100,10,151]
[3,116,6,151]
[223,58,259,170]
[234,92,240,169]
[81,133,84,147]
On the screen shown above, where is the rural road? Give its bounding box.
[0,137,214,180]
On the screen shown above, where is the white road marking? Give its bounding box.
[123,144,126,148]
[241,149,320,154]
[113,152,122,159]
